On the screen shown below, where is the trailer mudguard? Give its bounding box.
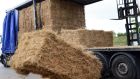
[1,10,18,54]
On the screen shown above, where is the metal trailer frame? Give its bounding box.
[88,46,140,79]
[6,0,102,12]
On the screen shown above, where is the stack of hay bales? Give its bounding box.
[19,0,113,48]
[18,0,85,33]
[18,0,113,48]
[14,0,112,78]
[60,29,113,48]
[11,30,102,79]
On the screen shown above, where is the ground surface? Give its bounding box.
[0,63,42,79]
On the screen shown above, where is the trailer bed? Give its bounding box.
[88,46,140,52]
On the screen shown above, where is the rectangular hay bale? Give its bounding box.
[60,29,113,48]
[50,0,85,31]
[11,30,102,79]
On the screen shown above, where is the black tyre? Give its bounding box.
[111,54,136,79]
[1,54,5,64]
[1,54,10,67]
[94,52,109,76]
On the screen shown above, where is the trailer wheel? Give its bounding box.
[111,54,136,79]
[94,52,109,77]
[1,54,10,67]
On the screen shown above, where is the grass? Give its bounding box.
[113,36,127,46]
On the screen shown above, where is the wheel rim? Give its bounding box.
[117,63,128,75]
[111,54,137,79]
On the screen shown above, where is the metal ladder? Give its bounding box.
[116,0,140,45]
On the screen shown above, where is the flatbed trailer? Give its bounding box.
[89,46,140,52]
[88,46,140,79]
[1,0,140,79]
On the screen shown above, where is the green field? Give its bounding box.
[113,36,127,46]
